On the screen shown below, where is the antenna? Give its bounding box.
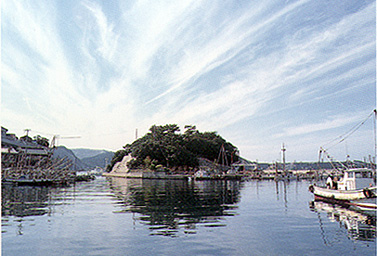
[24,129,31,136]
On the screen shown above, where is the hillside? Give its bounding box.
[71,148,109,159]
[53,147,114,171]
[81,151,114,170]
[52,146,88,171]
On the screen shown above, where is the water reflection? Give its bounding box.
[309,200,376,243]
[108,178,242,236]
[2,184,51,217]
[2,182,87,237]
[274,180,288,209]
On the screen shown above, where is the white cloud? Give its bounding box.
[81,1,120,62]
[2,0,375,159]
[146,0,311,104]
[275,110,372,139]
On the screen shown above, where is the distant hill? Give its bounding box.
[52,147,114,171]
[52,146,88,171]
[71,148,110,159]
[81,151,114,170]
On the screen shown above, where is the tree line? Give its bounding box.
[107,124,239,172]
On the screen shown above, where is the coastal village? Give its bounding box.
[2,126,375,185]
[1,127,89,185]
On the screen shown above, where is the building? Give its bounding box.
[1,127,51,169]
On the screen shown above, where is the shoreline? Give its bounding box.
[102,169,317,181]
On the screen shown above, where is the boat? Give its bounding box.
[309,168,377,210]
[309,110,377,212]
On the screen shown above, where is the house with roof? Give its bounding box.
[1,127,51,169]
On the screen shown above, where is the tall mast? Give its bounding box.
[282,143,286,175]
[372,109,377,172]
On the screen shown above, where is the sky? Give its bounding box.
[1,0,376,163]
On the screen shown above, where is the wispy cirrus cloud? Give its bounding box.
[145,0,311,104]
[141,1,374,135]
[81,1,120,62]
[2,0,375,161]
[276,112,368,138]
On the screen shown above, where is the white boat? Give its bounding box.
[309,186,375,200]
[309,168,377,202]
[309,110,377,211]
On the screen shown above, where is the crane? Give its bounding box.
[22,128,81,148]
[50,135,81,148]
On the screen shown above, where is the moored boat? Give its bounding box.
[309,168,377,210]
[309,185,375,201]
[310,110,377,207]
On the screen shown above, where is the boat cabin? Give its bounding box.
[338,168,375,190]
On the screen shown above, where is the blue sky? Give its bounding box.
[2,0,376,162]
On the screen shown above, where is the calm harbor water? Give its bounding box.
[2,177,376,256]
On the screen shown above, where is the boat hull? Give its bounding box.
[310,185,377,213]
[314,194,351,206]
[309,185,376,200]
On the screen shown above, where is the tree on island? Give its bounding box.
[107,124,239,172]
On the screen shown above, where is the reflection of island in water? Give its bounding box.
[108,178,242,236]
[309,200,376,243]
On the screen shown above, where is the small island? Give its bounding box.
[104,124,240,180]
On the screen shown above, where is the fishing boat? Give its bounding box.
[309,168,377,210]
[309,109,377,211]
[310,168,376,200]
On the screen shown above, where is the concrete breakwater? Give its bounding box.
[102,170,316,181]
[104,155,322,181]
[103,169,190,179]
[103,170,243,180]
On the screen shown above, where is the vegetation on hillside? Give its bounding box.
[107,124,239,172]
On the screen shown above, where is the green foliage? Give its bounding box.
[33,135,50,147]
[112,124,239,171]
